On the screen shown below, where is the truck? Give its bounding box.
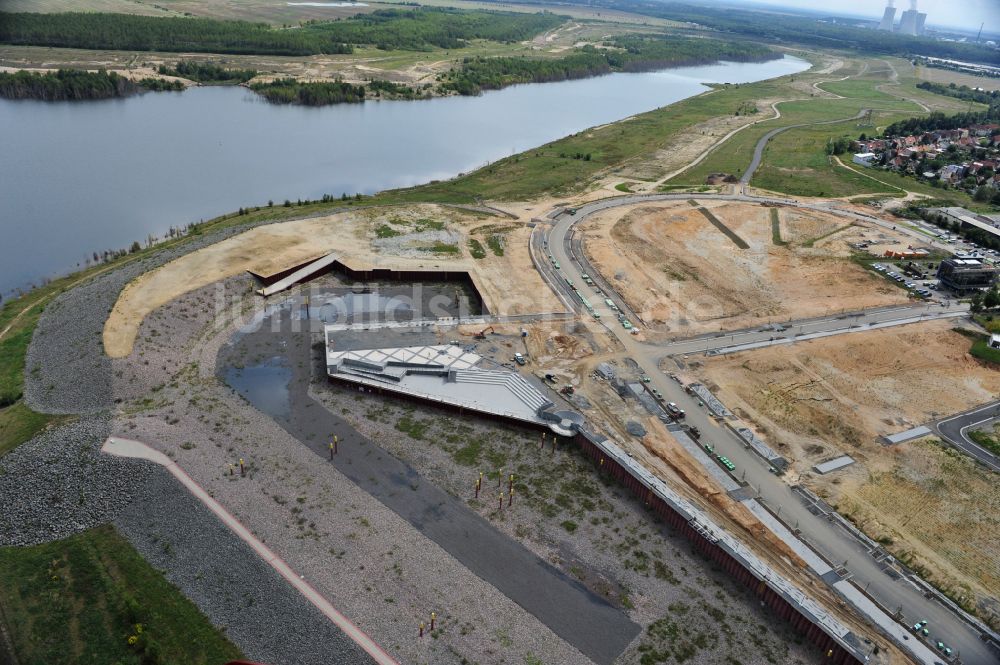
[604,298,618,311]
[666,402,686,420]
[514,353,526,366]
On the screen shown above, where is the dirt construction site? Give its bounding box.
[578,200,913,335]
[688,319,1000,627]
[103,204,562,357]
[71,196,997,663]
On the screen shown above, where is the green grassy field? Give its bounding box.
[0,403,64,459]
[0,276,68,457]
[402,76,818,200]
[971,338,1000,366]
[673,65,989,203]
[968,425,1000,456]
[0,525,242,665]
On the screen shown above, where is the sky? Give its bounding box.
[738,0,999,33]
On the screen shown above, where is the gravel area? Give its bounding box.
[0,414,152,547]
[23,212,343,415]
[373,229,463,257]
[310,378,818,665]
[107,288,595,665]
[115,466,375,665]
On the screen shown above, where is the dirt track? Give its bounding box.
[580,201,911,334]
[103,205,561,358]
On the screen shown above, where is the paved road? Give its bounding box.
[657,303,970,357]
[539,194,995,665]
[934,402,1000,473]
[741,109,871,186]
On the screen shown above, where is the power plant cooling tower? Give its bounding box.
[898,8,920,35]
[878,3,896,31]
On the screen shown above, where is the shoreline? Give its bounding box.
[0,53,810,297]
[0,50,785,106]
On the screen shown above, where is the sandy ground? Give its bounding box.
[0,46,453,89]
[104,205,562,358]
[608,97,786,187]
[690,320,1000,624]
[579,200,912,334]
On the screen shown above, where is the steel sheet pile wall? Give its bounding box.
[572,432,863,665]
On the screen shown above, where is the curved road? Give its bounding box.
[536,191,995,665]
[741,108,871,186]
[934,402,1000,473]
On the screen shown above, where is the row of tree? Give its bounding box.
[915,81,1000,106]
[440,36,776,96]
[970,285,1000,312]
[884,103,1000,137]
[0,69,181,101]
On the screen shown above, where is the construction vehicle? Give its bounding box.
[560,385,575,395]
[473,326,495,339]
[686,426,701,440]
[666,402,685,419]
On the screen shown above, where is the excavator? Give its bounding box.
[472,325,495,339]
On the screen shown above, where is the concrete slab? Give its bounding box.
[813,456,856,475]
[882,425,931,445]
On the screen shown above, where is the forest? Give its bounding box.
[249,77,429,104]
[483,0,1000,66]
[440,36,775,95]
[0,9,563,56]
[0,12,351,55]
[305,7,564,51]
[249,79,367,105]
[0,69,181,101]
[157,61,257,84]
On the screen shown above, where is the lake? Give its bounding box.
[0,55,808,294]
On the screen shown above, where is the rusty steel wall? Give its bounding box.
[572,432,863,665]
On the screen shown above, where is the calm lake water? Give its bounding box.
[0,56,808,294]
